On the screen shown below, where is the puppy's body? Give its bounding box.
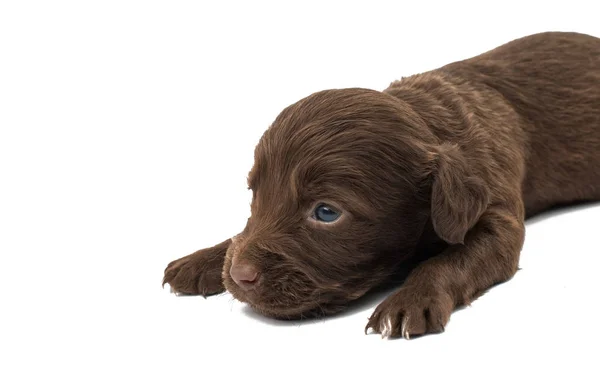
[164,32,600,338]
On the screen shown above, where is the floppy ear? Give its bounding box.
[430,143,489,244]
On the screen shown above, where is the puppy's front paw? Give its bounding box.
[365,284,453,339]
[163,247,226,297]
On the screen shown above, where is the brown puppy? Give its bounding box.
[163,32,600,338]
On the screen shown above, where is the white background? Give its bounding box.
[1,1,599,390]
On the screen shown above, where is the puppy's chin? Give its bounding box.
[222,270,372,320]
[230,289,362,320]
[248,301,337,321]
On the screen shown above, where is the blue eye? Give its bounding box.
[313,204,341,223]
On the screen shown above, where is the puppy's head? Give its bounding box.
[222,88,487,318]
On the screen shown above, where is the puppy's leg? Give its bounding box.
[366,206,525,339]
[163,239,231,296]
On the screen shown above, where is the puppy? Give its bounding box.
[163,32,600,339]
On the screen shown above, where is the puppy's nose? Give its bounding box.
[230,264,260,290]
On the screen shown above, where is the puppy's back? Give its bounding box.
[447,32,600,215]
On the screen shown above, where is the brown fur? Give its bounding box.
[163,32,600,338]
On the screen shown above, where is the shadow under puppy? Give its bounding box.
[164,31,600,339]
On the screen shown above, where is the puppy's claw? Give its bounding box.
[401,316,411,340]
[378,315,393,339]
[170,286,186,296]
[364,315,379,335]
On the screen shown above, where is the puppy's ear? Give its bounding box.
[429,143,489,244]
